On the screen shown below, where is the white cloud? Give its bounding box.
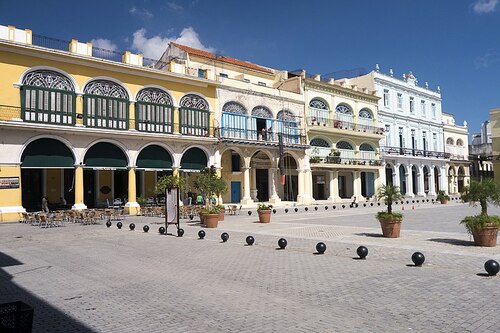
[474,50,500,68]
[472,0,499,13]
[129,6,153,19]
[131,27,214,59]
[166,2,184,12]
[91,38,118,52]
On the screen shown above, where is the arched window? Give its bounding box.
[336,141,353,150]
[310,138,330,147]
[277,110,295,121]
[179,94,210,136]
[252,106,272,118]
[136,88,174,133]
[359,108,373,119]
[360,143,375,151]
[222,101,247,115]
[84,80,129,130]
[446,137,454,145]
[309,98,329,110]
[276,110,298,144]
[456,139,463,146]
[335,104,353,115]
[21,70,76,125]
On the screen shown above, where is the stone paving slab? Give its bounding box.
[0,202,499,332]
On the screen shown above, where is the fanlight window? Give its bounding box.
[222,101,247,115]
[335,104,352,115]
[84,80,128,99]
[277,110,295,121]
[23,70,74,91]
[359,108,373,119]
[359,143,375,151]
[252,106,272,118]
[446,137,454,145]
[309,99,329,110]
[456,139,464,146]
[336,141,353,150]
[310,138,330,147]
[180,94,209,110]
[136,88,173,105]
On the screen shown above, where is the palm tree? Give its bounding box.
[376,184,404,215]
[461,178,500,216]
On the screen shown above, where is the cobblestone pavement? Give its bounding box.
[1,201,500,332]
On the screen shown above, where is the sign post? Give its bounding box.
[165,187,180,235]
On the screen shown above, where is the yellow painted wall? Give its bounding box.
[221,150,244,202]
[0,165,22,222]
[98,170,113,203]
[144,172,156,197]
[0,46,216,111]
[46,169,61,203]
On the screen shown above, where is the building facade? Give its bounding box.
[442,113,469,193]
[348,66,449,196]
[301,73,385,203]
[490,109,500,185]
[469,120,494,181]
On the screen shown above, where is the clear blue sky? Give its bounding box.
[1,0,499,139]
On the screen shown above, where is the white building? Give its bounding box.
[347,66,448,196]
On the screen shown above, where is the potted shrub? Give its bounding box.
[217,204,225,221]
[375,185,404,238]
[203,205,222,228]
[310,156,321,163]
[257,203,273,223]
[460,179,500,247]
[194,166,228,206]
[436,190,450,204]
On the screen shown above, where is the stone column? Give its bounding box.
[328,171,340,202]
[353,171,362,200]
[268,168,281,204]
[125,167,140,215]
[250,168,257,200]
[428,166,436,196]
[393,163,401,188]
[304,169,313,204]
[72,165,87,210]
[406,165,413,197]
[241,167,253,205]
[296,169,305,204]
[417,165,425,196]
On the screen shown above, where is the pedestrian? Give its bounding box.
[41,196,49,213]
[196,194,204,205]
[59,196,67,209]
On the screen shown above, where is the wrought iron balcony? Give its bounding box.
[218,127,308,148]
[306,116,384,135]
[382,146,450,159]
[310,155,382,166]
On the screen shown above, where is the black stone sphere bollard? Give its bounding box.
[357,246,368,259]
[106,221,112,228]
[342,205,345,209]
[117,222,122,229]
[273,209,277,214]
[325,206,328,210]
[314,206,318,211]
[177,228,185,237]
[484,260,500,276]
[198,230,206,239]
[305,207,309,212]
[143,225,149,233]
[129,223,135,231]
[333,205,336,209]
[246,236,255,246]
[316,242,326,254]
[355,203,359,208]
[378,202,381,206]
[370,203,374,207]
[278,238,287,249]
[363,203,366,207]
[285,208,289,213]
[159,226,166,235]
[406,200,409,204]
[294,208,298,213]
[221,232,229,242]
[189,214,194,221]
[248,211,252,216]
[411,252,425,266]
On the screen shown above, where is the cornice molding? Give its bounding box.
[305,80,379,104]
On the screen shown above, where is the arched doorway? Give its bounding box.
[83,142,128,208]
[136,145,173,199]
[423,166,430,194]
[399,165,406,195]
[411,165,418,195]
[434,166,440,193]
[457,166,465,193]
[250,151,272,202]
[280,154,298,201]
[385,164,394,186]
[21,138,75,211]
[180,147,209,201]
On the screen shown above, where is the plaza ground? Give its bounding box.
[1,201,500,332]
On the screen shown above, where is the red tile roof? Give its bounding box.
[171,42,274,74]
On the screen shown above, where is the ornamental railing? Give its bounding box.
[310,155,382,166]
[306,116,384,135]
[219,127,307,146]
[382,146,450,159]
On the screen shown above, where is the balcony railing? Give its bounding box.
[310,155,382,166]
[306,116,384,135]
[219,127,307,146]
[382,146,450,159]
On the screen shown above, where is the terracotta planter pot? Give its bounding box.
[440,199,448,204]
[199,212,205,224]
[472,225,498,247]
[258,210,272,223]
[219,209,225,221]
[204,214,219,228]
[378,218,402,238]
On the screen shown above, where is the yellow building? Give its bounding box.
[301,73,385,202]
[0,25,218,222]
[442,112,469,193]
[490,108,500,184]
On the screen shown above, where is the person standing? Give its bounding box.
[41,196,49,213]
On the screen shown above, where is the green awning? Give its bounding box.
[84,142,127,169]
[180,147,207,171]
[21,138,74,168]
[137,145,172,170]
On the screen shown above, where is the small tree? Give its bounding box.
[376,184,404,215]
[461,178,500,216]
[154,175,186,195]
[194,166,227,205]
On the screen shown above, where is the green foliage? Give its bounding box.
[154,175,186,194]
[376,211,403,220]
[309,156,321,163]
[375,184,404,215]
[461,178,500,216]
[257,203,273,211]
[205,205,222,214]
[137,196,148,207]
[460,214,500,235]
[194,166,228,202]
[436,190,450,202]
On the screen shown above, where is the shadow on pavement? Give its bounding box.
[355,232,384,238]
[426,238,475,246]
[0,251,97,333]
